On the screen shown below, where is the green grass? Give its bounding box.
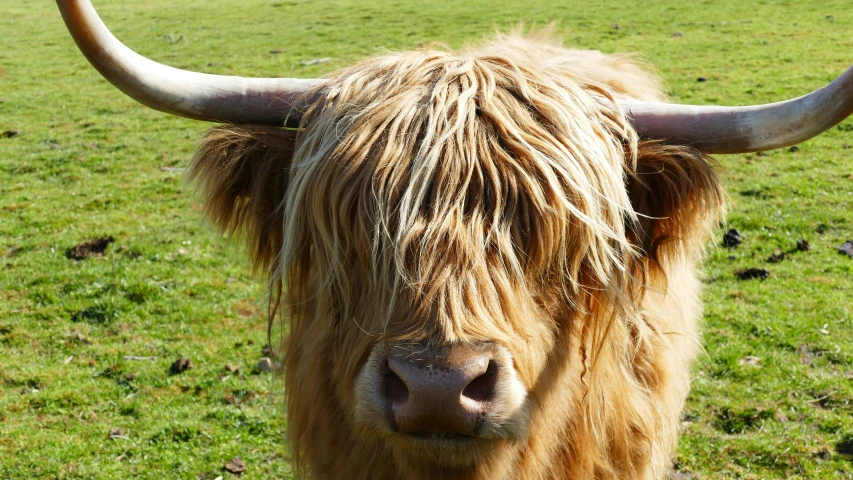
[1,0,852,478]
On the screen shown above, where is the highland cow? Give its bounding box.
[58,0,853,478]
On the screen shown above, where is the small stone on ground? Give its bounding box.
[738,356,761,366]
[224,457,247,474]
[256,357,275,373]
[838,240,853,258]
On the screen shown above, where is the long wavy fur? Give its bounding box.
[189,26,724,480]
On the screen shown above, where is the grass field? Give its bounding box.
[2,0,853,478]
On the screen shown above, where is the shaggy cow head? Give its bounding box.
[187,51,726,477]
[58,1,853,478]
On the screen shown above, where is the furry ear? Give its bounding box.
[626,141,725,271]
[188,125,297,272]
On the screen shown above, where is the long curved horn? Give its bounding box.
[621,65,853,154]
[57,0,322,126]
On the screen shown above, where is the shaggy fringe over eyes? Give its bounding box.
[283,45,644,342]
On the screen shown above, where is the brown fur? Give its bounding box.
[189,28,724,480]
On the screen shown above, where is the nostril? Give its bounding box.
[461,360,497,403]
[383,361,409,405]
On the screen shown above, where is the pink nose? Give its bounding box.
[383,345,498,436]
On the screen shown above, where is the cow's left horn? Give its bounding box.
[621,64,853,154]
[57,0,322,126]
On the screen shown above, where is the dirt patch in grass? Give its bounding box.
[66,236,115,260]
[735,268,770,280]
[722,229,742,248]
[70,303,119,324]
[835,435,853,460]
[713,406,775,434]
[169,358,193,375]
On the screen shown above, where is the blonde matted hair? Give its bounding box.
[189,28,724,479]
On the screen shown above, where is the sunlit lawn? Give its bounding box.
[1,0,852,478]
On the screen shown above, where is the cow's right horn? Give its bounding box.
[57,0,323,126]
